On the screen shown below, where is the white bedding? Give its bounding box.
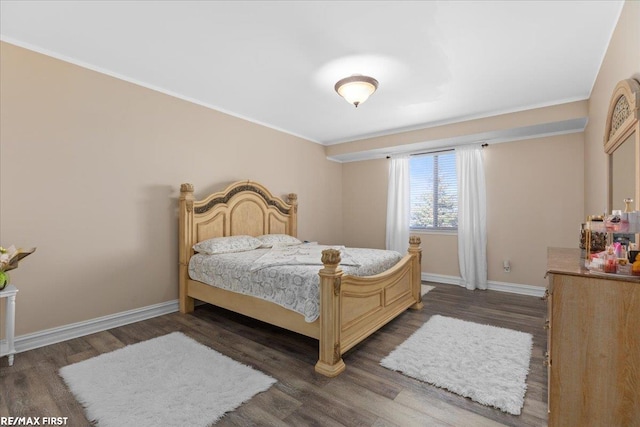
[188,244,403,322]
[250,243,361,271]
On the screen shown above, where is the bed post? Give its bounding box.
[315,248,346,377]
[179,183,195,313]
[408,235,424,310]
[287,193,298,237]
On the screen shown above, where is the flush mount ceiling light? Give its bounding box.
[334,75,379,108]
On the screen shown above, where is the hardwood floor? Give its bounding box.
[0,283,548,426]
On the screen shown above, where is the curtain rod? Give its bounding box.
[386,143,488,159]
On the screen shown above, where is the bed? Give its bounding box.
[179,180,423,377]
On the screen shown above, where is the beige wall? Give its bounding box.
[585,0,640,215]
[0,42,342,336]
[342,134,584,288]
[341,159,388,248]
[484,134,583,286]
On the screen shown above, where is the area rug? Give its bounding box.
[59,332,276,427]
[380,315,532,415]
[421,284,435,295]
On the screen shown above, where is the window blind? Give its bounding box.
[409,152,458,229]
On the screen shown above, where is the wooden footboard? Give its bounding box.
[315,236,422,377]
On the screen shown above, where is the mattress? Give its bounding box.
[188,244,403,322]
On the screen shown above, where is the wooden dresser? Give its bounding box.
[545,247,640,427]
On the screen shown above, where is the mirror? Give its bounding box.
[605,78,640,214]
[610,133,636,212]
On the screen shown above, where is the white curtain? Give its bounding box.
[386,155,410,254]
[456,145,487,290]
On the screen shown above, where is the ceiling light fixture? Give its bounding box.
[334,75,379,108]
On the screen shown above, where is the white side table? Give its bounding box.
[0,284,18,366]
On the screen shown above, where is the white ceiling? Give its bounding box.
[0,1,624,146]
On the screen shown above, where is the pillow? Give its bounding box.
[193,235,262,255]
[256,234,302,248]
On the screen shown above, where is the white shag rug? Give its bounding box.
[59,332,276,427]
[421,284,435,295]
[380,315,532,415]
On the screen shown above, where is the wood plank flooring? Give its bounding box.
[0,283,548,426]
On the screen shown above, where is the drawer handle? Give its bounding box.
[544,319,550,329]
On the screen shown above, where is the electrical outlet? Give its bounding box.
[503,260,511,273]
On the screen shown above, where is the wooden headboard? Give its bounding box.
[179,180,298,269]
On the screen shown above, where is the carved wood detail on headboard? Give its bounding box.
[604,78,640,154]
[194,183,292,215]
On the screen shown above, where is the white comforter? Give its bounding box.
[188,244,403,322]
[250,243,361,271]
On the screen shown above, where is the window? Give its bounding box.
[410,151,458,230]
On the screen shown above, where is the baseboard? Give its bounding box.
[0,341,8,357]
[3,300,179,355]
[421,272,461,286]
[486,280,546,297]
[421,273,545,297]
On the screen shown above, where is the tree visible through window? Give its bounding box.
[410,152,458,229]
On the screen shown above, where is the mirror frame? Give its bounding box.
[604,77,640,212]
